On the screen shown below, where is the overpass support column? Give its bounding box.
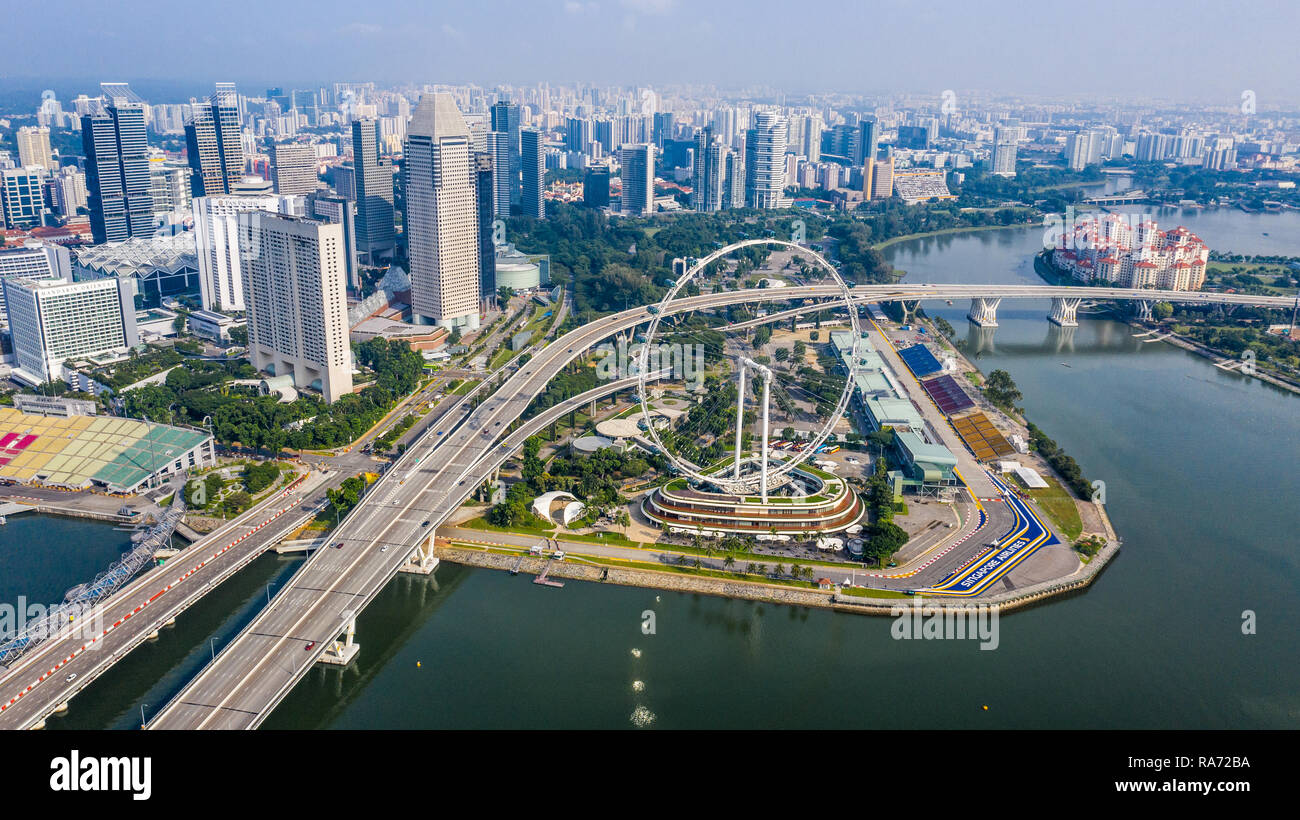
[894,299,921,323]
[967,297,1001,327]
[1047,297,1082,327]
[399,532,440,575]
[319,617,360,666]
[1135,300,1154,322]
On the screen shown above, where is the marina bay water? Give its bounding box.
[19,207,1300,729]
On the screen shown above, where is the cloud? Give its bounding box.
[564,1,600,13]
[620,0,674,12]
[442,23,465,42]
[338,22,382,36]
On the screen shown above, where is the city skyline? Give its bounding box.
[7,0,1300,106]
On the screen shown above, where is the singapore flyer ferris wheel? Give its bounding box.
[636,239,861,498]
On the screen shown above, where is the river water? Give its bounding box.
[12,207,1300,730]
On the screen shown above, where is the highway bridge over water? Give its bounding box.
[2,240,1292,729]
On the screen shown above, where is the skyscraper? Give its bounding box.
[583,164,610,209]
[474,152,497,306]
[803,116,823,164]
[4,276,138,385]
[653,112,674,149]
[692,128,728,212]
[724,151,745,210]
[270,142,319,195]
[1,168,46,229]
[185,83,244,197]
[405,93,481,329]
[82,95,153,244]
[858,117,879,194]
[490,99,521,206]
[486,131,512,217]
[238,212,351,403]
[291,90,318,126]
[16,127,53,171]
[520,128,545,220]
[745,111,787,209]
[619,144,655,216]
[351,118,395,262]
[194,194,301,312]
[992,127,1018,177]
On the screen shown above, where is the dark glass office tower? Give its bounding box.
[185,83,244,197]
[583,165,610,208]
[520,128,545,220]
[474,152,496,305]
[82,100,152,244]
[490,100,521,206]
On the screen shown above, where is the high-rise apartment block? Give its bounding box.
[619,144,655,216]
[270,142,319,196]
[745,111,787,209]
[16,127,54,171]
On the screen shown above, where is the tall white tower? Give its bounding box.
[406,93,481,329]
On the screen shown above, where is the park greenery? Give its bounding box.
[861,458,908,565]
[486,435,667,529]
[981,369,1023,412]
[124,338,425,454]
[1027,422,1091,500]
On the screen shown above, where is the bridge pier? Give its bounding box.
[1047,297,1082,327]
[318,617,360,666]
[967,297,1001,327]
[398,532,440,575]
[894,299,921,323]
[1134,300,1154,322]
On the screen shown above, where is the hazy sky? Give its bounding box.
[11,0,1299,105]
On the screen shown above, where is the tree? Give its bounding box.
[982,369,1022,411]
[498,286,513,307]
[773,347,790,362]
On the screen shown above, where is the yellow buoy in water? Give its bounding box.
[416,661,421,668]
[982,705,989,711]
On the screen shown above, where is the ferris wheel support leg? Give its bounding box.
[760,376,771,503]
[734,366,746,480]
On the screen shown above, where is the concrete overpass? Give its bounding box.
[722,282,1297,330]
[147,373,660,729]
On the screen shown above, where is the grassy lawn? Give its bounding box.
[575,553,824,590]
[838,586,913,599]
[558,530,645,549]
[1025,475,1084,541]
[459,516,554,537]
